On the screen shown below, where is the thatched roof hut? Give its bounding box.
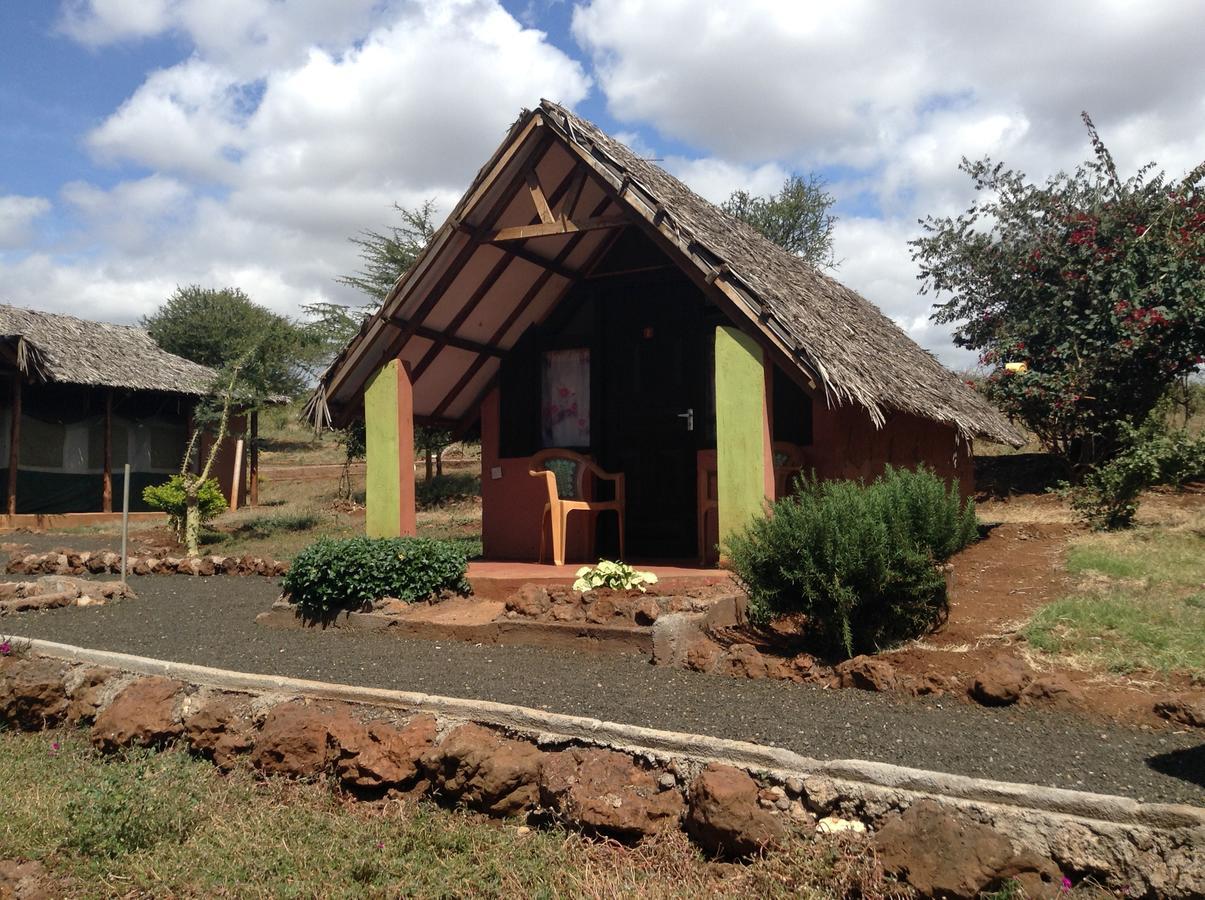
[309,100,1021,448]
[0,305,249,519]
[0,304,217,395]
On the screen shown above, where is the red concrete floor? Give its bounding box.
[466,560,733,601]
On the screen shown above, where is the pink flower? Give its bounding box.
[0,641,11,656]
[1061,876,1073,892]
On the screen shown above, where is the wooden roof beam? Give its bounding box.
[487,215,627,243]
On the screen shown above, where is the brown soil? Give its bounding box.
[873,522,1200,728]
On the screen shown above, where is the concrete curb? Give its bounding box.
[14,635,1203,833]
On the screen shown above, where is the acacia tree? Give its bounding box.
[177,366,241,556]
[912,114,1205,467]
[337,201,453,478]
[143,285,317,400]
[722,173,837,267]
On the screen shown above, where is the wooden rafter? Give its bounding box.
[434,196,614,422]
[401,323,506,359]
[353,134,557,384]
[487,214,627,243]
[525,170,555,224]
[407,161,590,384]
[495,241,582,280]
[558,167,587,222]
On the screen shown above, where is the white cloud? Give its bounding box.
[0,196,51,248]
[664,157,789,205]
[11,0,590,325]
[572,0,1205,362]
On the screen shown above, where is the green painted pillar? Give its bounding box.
[715,325,769,550]
[364,358,417,538]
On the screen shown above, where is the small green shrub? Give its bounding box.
[416,472,481,509]
[64,748,203,859]
[726,466,975,658]
[229,510,322,539]
[1061,408,1205,529]
[142,475,227,539]
[573,560,659,593]
[283,536,471,618]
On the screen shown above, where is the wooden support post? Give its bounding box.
[365,358,417,538]
[102,390,113,513]
[7,377,20,516]
[230,438,244,512]
[249,410,259,507]
[715,326,771,554]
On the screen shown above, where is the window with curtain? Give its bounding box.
[541,348,590,448]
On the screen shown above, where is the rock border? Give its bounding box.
[4,636,1203,898]
[0,577,133,615]
[6,551,287,578]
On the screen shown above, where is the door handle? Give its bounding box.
[677,408,694,432]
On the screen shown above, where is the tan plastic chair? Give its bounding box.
[696,450,718,565]
[772,441,807,498]
[529,449,625,566]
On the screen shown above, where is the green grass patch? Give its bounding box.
[1027,516,1205,677]
[0,728,909,899]
[1025,590,1205,676]
[1065,528,1205,588]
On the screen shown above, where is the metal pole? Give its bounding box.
[120,463,131,587]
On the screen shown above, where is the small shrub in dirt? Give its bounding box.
[230,511,322,539]
[726,466,975,658]
[1061,406,1205,530]
[416,472,480,509]
[64,748,203,859]
[283,536,471,618]
[142,475,227,541]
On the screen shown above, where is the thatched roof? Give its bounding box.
[0,304,217,396]
[309,101,1022,446]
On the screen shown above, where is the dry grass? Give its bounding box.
[1024,509,1205,677]
[0,728,912,900]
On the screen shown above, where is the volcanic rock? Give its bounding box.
[539,747,684,840]
[684,763,784,858]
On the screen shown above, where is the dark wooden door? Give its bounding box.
[599,278,703,559]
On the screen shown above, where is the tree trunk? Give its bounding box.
[184,489,201,557]
[436,446,444,477]
[425,450,434,481]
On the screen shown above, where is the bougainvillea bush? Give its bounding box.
[283,536,470,619]
[913,113,1205,467]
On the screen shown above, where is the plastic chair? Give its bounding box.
[696,450,719,565]
[529,449,625,566]
[772,442,807,498]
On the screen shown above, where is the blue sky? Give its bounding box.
[1,0,1201,366]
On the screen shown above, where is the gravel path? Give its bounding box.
[5,575,1202,805]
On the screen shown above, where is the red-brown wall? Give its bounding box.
[200,414,249,510]
[807,403,974,498]
[480,388,592,561]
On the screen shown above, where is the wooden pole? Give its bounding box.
[7,377,20,516]
[230,438,244,512]
[120,463,130,587]
[249,410,259,507]
[102,390,113,513]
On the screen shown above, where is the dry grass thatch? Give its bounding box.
[0,304,217,395]
[310,101,1022,446]
[539,101,1022,446]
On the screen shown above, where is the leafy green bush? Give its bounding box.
[64,748,202,858]
[229,510,322,539]
[416,472,481,509]
[1062,407,1205,529]
[726,466,976,658]
[142,475,227,540]
[283,536,470,618]
[573,560,659,593]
